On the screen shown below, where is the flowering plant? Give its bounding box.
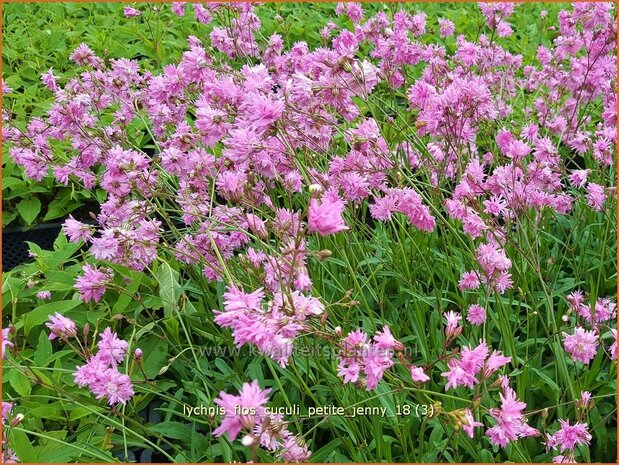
[2,2,616,463]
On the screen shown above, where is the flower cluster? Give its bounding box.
[441,341,511,390]
[336,327,407,390]
[70,327,134,406]
[213,380,310,462]
[485,379,540,447]
[214,285,324,367]
[562,290,616,364]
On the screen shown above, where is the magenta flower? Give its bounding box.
[2,328,13,359]
[410,366,430,383]
[307,196,349,236]
[546,419,591,453]
[74,264,112,303]
[482,350,511,379]
[36,290,52,300]
[213,380,271,440]
[462,409,483,438]
[466,304,486,325]
[46,312,77,340]
[563,327,598,364]
[485,385,539,447]
[90,368,134,405]
[123,6,141,18]
[62,215,94,243]
[277,436,311,462]
[441,341,488,390]
[96,327,129,367]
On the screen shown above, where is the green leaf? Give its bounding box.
[2,176,22,190]
[139,335,169,380]
[9,370,31,396]
[311,438,343,462]
[34,330,53,365]
[17,197,41,225]
[112,273,142,314]
[10,430,36,463]
[149,421,193,443]
[156,262,181,317]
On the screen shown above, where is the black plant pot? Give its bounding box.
[2,223,64,271]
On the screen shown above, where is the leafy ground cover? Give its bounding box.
[1,2,617,463]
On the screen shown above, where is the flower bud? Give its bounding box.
[10,414,24,427]
[309,183,323,197]
[317,249,332,260]
[134,348,143,360]
[241,434,256,447]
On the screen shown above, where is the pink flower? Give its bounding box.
[46,312,77,340]
[2,401,13,423]
[74,264,112,303]
[576,391,591,410]
[438,18,455,37]
[568,169,589,188]
[486,385,539,447]
[63,215,94,243]
[546,419,591,452]
[307,196,349,236]
[213,380,271,440]
[123,6,141,18]
[441,341,488,390]
[373,326,403,351]
[586,183,606,211]
[338,329,395,390]
[410,366,430,383]
[2,449,19,463]
[36,290,52,300]
[171,2,186,16]
[277,436,311,462]
[444,311,462,339]
[459,271,480,290]
[41,68,58,92]
[482,350,511,379]
[74,357,109,388]
[90,368,134,405]
[563,327,598,364]
[96,327,129,367]
[2,328,13,359]
[466,304,486,325]
[610,329,617,360]
[462,409,483,438]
